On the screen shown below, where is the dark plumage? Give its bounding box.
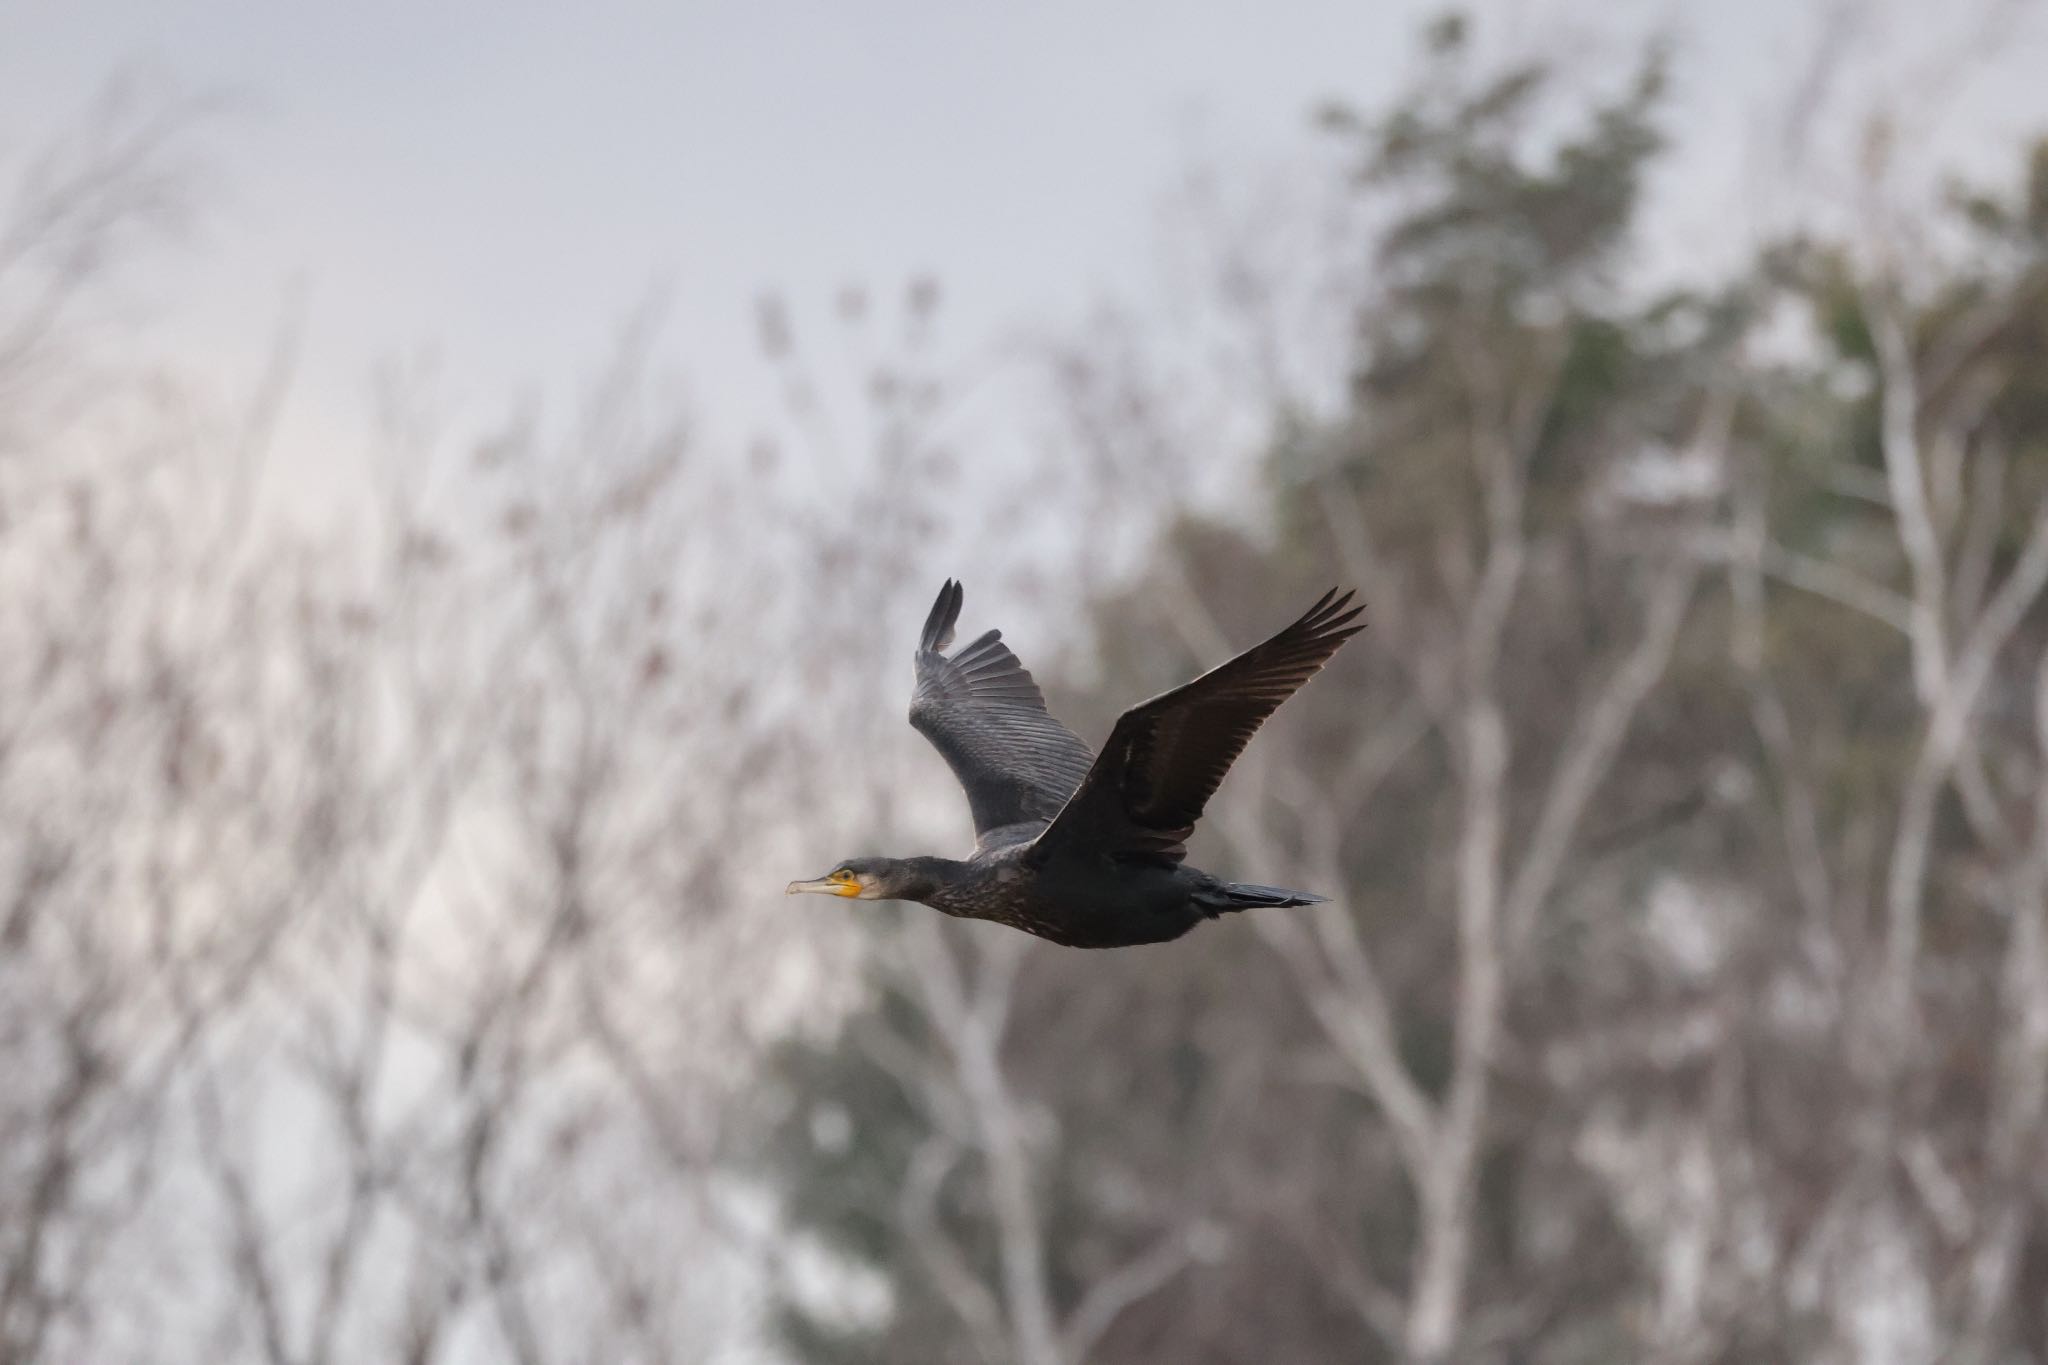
[786,580,1365,947]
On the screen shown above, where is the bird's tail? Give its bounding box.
[1194,881,1329,917]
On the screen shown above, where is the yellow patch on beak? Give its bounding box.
[786,871,865,898]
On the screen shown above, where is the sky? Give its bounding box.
[7,0,2048,513]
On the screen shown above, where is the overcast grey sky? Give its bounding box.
[8,0,2047,493]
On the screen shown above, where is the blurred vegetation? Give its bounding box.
[762,16,2048,1364]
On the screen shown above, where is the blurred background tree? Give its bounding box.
[760,16,2048,1365]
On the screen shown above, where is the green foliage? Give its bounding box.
[758,15,2048,1362]
[758,971,989,1364]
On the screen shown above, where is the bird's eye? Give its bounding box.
[833,869,854,882]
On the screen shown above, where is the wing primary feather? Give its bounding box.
[920,578,964,654]
[1029,586,1366,866]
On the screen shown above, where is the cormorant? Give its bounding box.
[786,579,1364,947]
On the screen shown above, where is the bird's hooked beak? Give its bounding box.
[786,870,863,898]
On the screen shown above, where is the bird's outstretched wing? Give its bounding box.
[909,580,1097,841]
[1029,588,1364,866]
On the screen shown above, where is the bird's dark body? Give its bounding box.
[913,841,1243,948]
[788,580,1361,947]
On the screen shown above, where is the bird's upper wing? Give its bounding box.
[909,580,1097,841]
[1029,588,1364,865]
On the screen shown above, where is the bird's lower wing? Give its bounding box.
[1028,588,1364,866]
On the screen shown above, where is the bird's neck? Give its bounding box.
[892,855,972,906]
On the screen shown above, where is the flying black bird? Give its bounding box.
[786,580,1364,947]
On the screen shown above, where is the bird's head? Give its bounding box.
[785,856,919,902]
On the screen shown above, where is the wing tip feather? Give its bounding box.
[1290,586,1367,650]
[920,578,965,653]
